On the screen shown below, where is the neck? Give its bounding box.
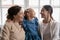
[6,19,12,22]
[13,19,22,25]
[13,19,19,23]
[43,16,52,24]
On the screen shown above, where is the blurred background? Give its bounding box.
[0,0,60,39]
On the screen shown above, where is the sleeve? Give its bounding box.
[36,19,42,39]
[1,25,10,40]
[35,17,39,27]
[53,22,60,40]
[22,20,27,31]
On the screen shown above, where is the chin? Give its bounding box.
[41,16,43,18]
[41,15,45,18]
[20,19,23,22]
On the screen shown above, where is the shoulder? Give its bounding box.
[3,21,13,30]
[34,17,38,21]
[52,20,60,31]
[53,20,60,27]
[34,17,39,24]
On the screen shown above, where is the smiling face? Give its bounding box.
[30,10,35,18]
[24,8,35,20]
[40,5,53,20]
[14,9,24,22]
[40,8,49,19]
[27,8,35,18]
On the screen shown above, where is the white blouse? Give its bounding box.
[38,20,60,40]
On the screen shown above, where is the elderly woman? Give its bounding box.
[1,5,25,40]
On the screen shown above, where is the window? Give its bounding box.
[0,0,60,25]
[0,0,25,25]
[2,0,12,7]
[29,0,60,22]
[0,9,1,25]
[40,0,50,7]
[1,8,8,25]
[29,0,39,7]
[14,0,24,7]
[0,0,60,39]
[53,8,60,22]
[51,0,60,6]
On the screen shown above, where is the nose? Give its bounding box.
[41,11,44,14]
[40,12,42,14]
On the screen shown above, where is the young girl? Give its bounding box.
[23,8,41,40]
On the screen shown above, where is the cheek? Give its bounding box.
[41,13,47,18]
[17,15,24,21]
[41,12,45,17]
[31,13,35,17]
[44,12,48,17]
[20,15,24,20]
[33,13,35,16]
[41,14,45,18]
[27,13,30,17]
[43,13,48,19]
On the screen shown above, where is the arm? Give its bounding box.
[1,25,10,40]
[53,22,60,40]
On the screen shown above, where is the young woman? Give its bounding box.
[39,5,59,40]
[23,8,41,40]
[1,5,25,40]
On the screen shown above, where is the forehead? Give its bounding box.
[27,8,34,12]
[42,8,45,10]
[19,9,23,13]
[41,8,47,12]
[17,9,24,15]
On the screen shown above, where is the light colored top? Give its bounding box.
[1,21,25,40]
[38,20,60,40]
